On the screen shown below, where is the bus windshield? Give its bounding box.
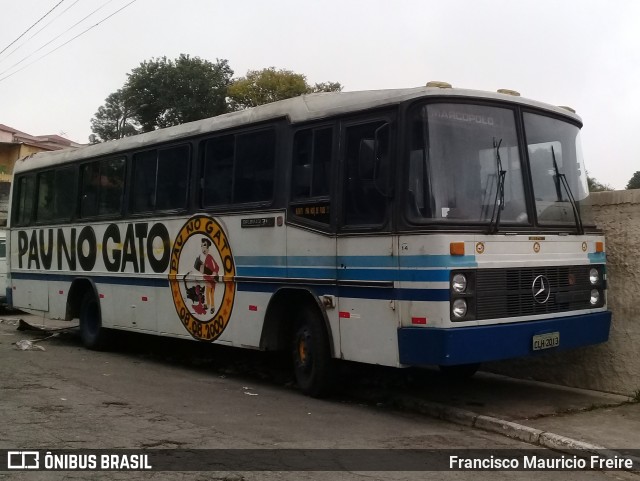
[406,102,595,229]
[407,103,528,226]
[524,112,594,227]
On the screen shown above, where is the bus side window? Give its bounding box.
[98,158,125,216]
[292,130,313,199]
[36,171,56,223]
[14,175,35,226]
[80,163,100,217]
[234,130,275,204]
[292,127,332,200]
[13,175,35,225]
[156,145,190,211]
[202,135,234,207]
[55,166,77,220]
[132,150,158,213]
[36,166,76,222]
[343,121,388,226]
[132,146,189,213]
[81,158,125,218]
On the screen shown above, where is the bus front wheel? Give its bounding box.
[291,306,333,397]
[79,291,109,350]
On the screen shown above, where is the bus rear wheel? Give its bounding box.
[291,306,333,397]
[79,291,109,350]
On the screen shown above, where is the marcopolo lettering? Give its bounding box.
[17,222,171,274]
[429,109,495,126]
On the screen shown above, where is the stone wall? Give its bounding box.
[489,190,640,396]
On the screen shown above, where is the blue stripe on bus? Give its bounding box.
[237,282,449,301]
[11,271,450,302]
[11,271,169,287]
[236,266,336,279]
[588,252,606,263]
[236,255,477,268]
[236,266,450,282]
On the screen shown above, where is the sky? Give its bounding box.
[0,0,638,189]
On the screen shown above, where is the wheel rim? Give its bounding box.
[294,328,313,373]
[298,337,307,364]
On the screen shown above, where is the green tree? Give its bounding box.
[587,173,614,192]
[89,89,139,143]
[626,171,640,190]
[227,67,342,110]
[124,55,233,132]
[311,81,343,93]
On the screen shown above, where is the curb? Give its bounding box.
[398,394,607,450]
[393,395,640,470]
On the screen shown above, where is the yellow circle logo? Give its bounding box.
[582,241,588,252]
[476,242,485,254]
[533,241,541,253]
[168,216,236,341]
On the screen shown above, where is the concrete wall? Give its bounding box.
[489,190,640,396]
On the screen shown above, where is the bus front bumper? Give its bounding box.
[397,311,612,366]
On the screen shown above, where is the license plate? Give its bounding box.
[532,332,560,351]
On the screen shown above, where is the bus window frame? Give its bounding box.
[11,173,36,227]
[32,165,78,225]
[78,156,127,222]
[197,123,282,214]
[128,142,192,217]
[338,111,396,234]
[288,122,336,233]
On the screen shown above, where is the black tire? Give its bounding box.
[79,291,109,350]
[439,363,480,380]
[291,306,333,397]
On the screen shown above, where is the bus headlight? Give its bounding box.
[452,273,467,293]
[589,268,599,285]
[590,289,600,305]
[452,299,468,318]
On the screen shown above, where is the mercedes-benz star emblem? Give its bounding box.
[532,275,551,304]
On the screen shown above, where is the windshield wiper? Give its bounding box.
[551,146,584,235]
[488,138,506,234]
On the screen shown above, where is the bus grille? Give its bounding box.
[475,266,595,320]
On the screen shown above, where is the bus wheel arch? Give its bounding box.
[66,278,109,350]
[66,278,99,321]
[260,288,334,355]
[261,288,335,397]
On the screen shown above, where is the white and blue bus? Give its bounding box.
[7,83,611,396]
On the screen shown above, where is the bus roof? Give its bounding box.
[13,86,582,174]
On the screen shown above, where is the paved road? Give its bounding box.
[0,314,635,481]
